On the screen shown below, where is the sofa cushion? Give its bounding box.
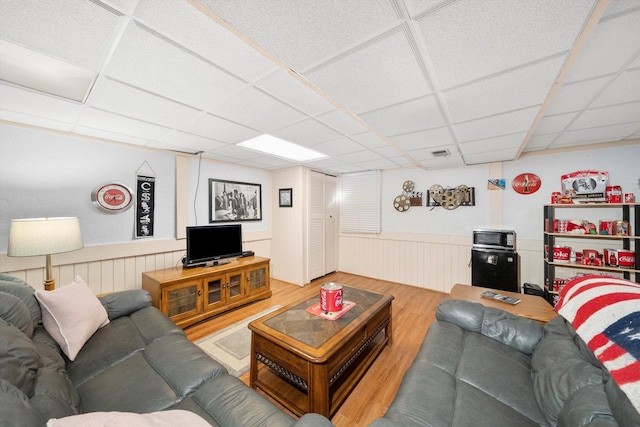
[35,276,109,361]
[0,318,39,397]
[0,292,34,337]
[47,409,211,427]
[98,289,152,320]
[0,378,47,427]
[0,273,41,331]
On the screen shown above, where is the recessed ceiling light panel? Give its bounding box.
[237,134,328,162]
[0,40,97,103]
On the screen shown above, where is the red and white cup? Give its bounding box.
[553,246,571,263]
[320,283,343,312]
[616,250,636,268]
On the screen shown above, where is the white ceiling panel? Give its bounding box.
[132,0,277,82]
[105,23,248,111]
[313,137,368,157]
[152,131,226,153]
[207,86,307,133]
[0,0,122,72]
[454,106,539,143]
[564,9,640,83]
[360,95,446,136]
[0,83,83,124]
[551,122,640,147]
[416,0,595,89]
[257,70,335,116]
[590,68,640,107]
[544,75,611,115]
[76,107,170,140]
[533,112,579,136]
[568,101,640,130]
[443,56,566,123]
[316,110,369,136]
[307,29,432,113]
[87,78,201,128]
[179,114,260,144]
[389,127,455,151]
[270,119,343,147]
[1,0,638,174]
[199,0,401,71]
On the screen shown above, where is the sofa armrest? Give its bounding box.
[98,290,152,320]
[436,299,544,354]
[292,413,335,426]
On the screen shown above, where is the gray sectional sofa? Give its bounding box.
[0,274,333,426]
[370,298,640,427]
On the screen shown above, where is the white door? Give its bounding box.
[308,172,338,281]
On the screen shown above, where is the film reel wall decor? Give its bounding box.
[427,185,475,210]
[393,180,423,212]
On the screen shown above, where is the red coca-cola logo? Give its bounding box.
[553,249,570,260]
[512,173,541,195]
[619,256,634,262]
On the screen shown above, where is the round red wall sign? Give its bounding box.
[512,173,541,194]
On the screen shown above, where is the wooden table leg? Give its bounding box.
[249,333,257,388]
[308,362,330,417]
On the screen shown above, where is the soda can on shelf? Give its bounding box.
[616,250,635,268]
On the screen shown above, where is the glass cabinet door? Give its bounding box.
[227,271,244,302]
[164,280,202,321]
[246,264,268,295]
[204,275,225,311]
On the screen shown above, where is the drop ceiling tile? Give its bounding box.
[373,145,407,159]
[443,56,565,123]
[324,163,367,174]
[602,1,640,18]
[464,148,519,165]
[417,156,465,169]
[454,106,539,143]
[239,156,294,169]
[525,134,558,151]
[337,150,384,164]
[306,157,349,169]
[351,132,390,149]
[388,155,415,167]
[459,132,527,155]
[404,0,450,17]
[199,0,401,71]
[0,0,122,71]
[568,101,640,130]
[208,144,266,161]
[76,107,170,140]
[355,158,400,170]
[270,118,343,147]
[389,126,455,151]
[533,112,579,135]
[359,95,446,136]
[551,122,640,147]
[87,78,201,128]
[316,109,368,135]
[133,0,277,82]
[565,9,640,83]
[180,114,261,143]
[590,68,640,107]
[0,110,74,132]
[105,23,248,111]
[0,83,83,123]
[257,70,335,116]
[307,30,432,113]
[416,0,594,88]
[406,144,458,161]
[73,125,152,146]
[313,137,367,156]
[207,86,306,132]
[544,75,611,115]
[152,131,226,153]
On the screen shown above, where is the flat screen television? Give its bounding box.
[184,224,243,267]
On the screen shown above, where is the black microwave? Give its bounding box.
[472,229,516,251]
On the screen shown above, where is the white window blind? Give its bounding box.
[340,170,381,234]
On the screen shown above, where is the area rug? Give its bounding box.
[196,306,281,377]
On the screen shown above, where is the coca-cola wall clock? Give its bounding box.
[512,173,541,195]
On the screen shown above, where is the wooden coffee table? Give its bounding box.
[248,286,393,418]
[449,283,557,323]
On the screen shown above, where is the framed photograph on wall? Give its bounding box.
[209,179,262,223]
[279,188,292,207]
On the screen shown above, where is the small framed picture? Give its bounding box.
[279,188,292,207]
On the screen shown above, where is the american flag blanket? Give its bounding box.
[555,275,640,413]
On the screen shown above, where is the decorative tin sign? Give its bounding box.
[512,173,541,194]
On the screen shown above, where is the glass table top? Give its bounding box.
[263,286,384,348]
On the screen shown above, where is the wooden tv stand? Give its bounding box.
[142,256,271,328]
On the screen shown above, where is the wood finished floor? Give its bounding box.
[184,271,447,427]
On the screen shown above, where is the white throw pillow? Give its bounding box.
[35,276,109,361]
[47,410,211,427]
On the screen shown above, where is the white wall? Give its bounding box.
[340,143,640,292]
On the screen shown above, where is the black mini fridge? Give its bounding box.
[471,248,519,293]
